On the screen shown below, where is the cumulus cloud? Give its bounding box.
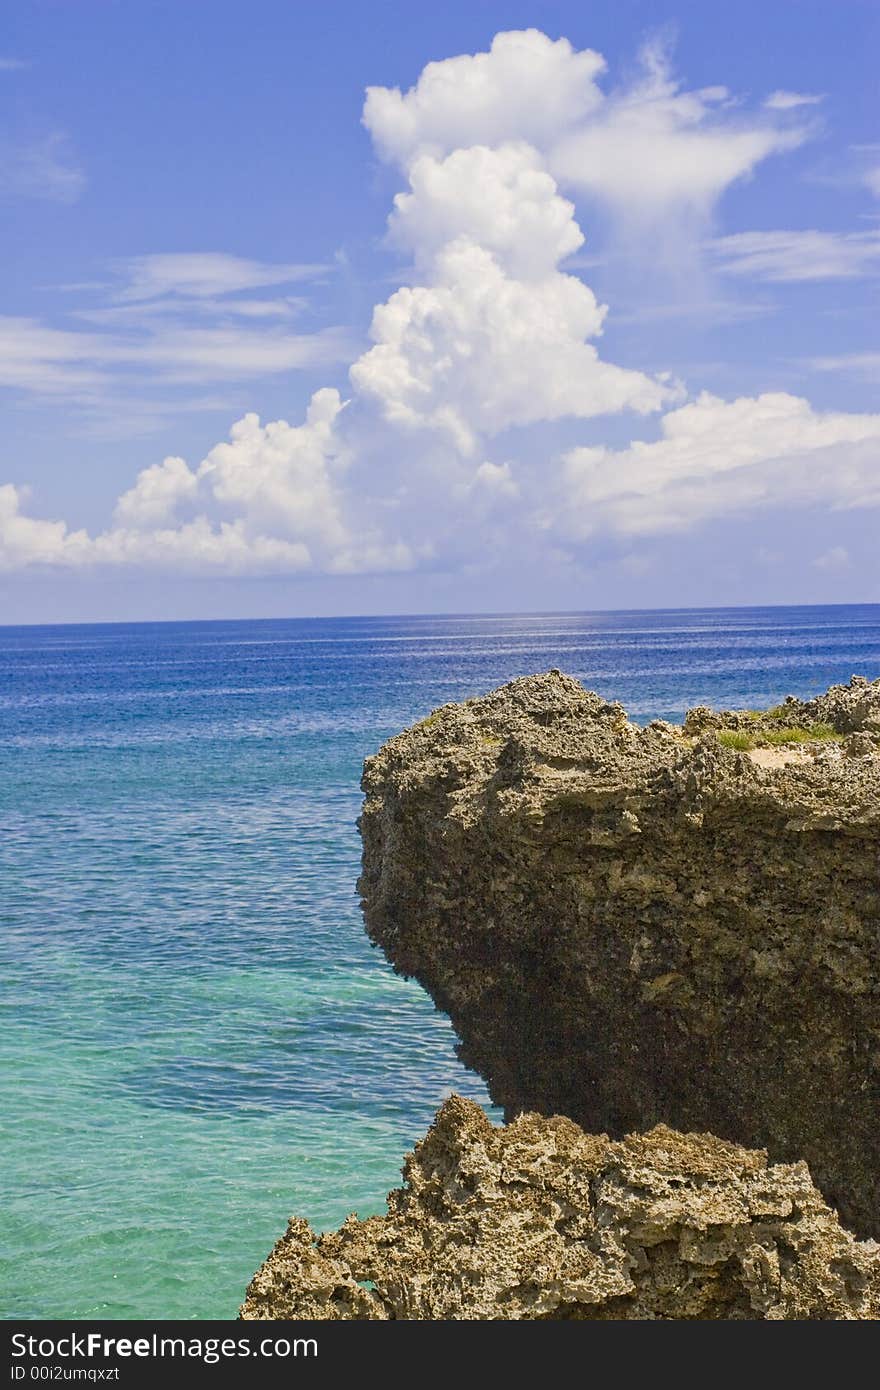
[711,229,880,281]
[366,28,807,248]
[2,28,875,581]
[559,392,880,536]
[363,29,606,167]
[0,485,90,570]
[196,389,350,552]
[113,455,199,529]
[352,239,675,454]
[1,389,414,575]
[355,122,678,454]
[387,142,584,277]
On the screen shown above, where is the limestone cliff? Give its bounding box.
[358,673,880,1237]
[241,1096,880,1320]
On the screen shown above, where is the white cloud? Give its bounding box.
[1,389,415,575]
[711,229,880,281]
[196,389,350,550]
[560,392,880,537]
[89,520,316,575]
[808,352,880,382]
[388,142,584,277]
[366,30,807,241]
[0,480,315,576]
[813,546,851,571]
[0,131,85,202]
[806,143,880,203]
[363,29,606,167]
[77,295,307,323]
[352,240,676,454]
[0,484,90,569]
[1,29,874,582]
[115,324,353,381]
[551,39,805,225]
[0,317,109,395]
[864,166,880,199]
[113,456,199,529]
[104,387,358,570]
[0,309,353,410]
[764,90,824,111]
[354,130,678,454]
[471,461,519,498]
[116,253,328,302]
[610,296,771,325]
[0,254,348,426]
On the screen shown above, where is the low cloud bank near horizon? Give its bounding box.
[2,29,878,579]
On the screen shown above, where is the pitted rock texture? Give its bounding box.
[240,1096,880,1320]
[358,673,880,1237]
[684,672,880,738]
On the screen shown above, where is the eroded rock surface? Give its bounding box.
[358,673,880,1236]
[241,1096,880,1320]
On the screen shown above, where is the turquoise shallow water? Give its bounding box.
[2,605,879,1319]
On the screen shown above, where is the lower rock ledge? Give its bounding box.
[239,1096,879,1320]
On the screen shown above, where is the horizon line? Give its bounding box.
[1,598,879,632]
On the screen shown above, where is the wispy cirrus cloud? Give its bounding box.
[0,314,353,395]
[710,228,880,281]
[0,131,85,202]
[763,90,824,111]
[74,295,309,325]
[0,255,353,431]
[803,142,880,202]
[861,164,880,198]
[807,352,880,382]
[1,54,84,200]
[115,252,330,302]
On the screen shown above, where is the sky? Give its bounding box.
[1,0,878,623]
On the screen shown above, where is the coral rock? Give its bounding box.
[358,673,880,1236]
[240,1097,880,1320]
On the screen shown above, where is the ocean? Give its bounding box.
[2,604,879,1319]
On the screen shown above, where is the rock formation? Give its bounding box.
[358,673,880,1237]
[241,1096,880,1320]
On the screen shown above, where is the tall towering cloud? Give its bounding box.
[363,30,606,167]
[366,29,807,235]
[1,29,874,581]
[352,137,674,454]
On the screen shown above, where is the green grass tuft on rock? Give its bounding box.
[717,723,844,751]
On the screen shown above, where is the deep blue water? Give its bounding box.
[1,605,878,1318]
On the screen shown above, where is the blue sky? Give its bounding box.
[1,0,878,622]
